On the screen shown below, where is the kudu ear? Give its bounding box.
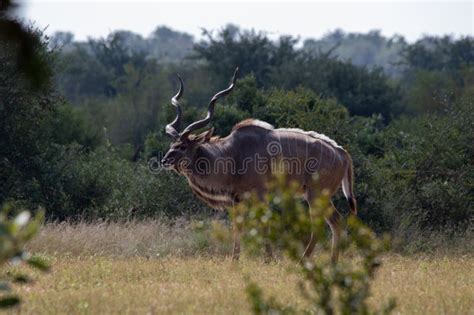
[193,127,215,144]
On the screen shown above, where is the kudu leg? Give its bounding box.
[302,202,317,259]
[302,232,317,259]
[301,201,342,264]
[326,203,342,264]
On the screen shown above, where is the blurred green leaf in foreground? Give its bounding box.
[0,203,49,308]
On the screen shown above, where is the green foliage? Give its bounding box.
[270,55,402,119]
[405,70,457,113]
[48,145,212,220]
[229,74,266,113]
[0,203,49,308]
[194,25,298,87]
[212,105,249,136]
[400,36,474,114]
[148,26,195,63]
[232,175,395,314]
[256,88,351,142]
[366,99,473,231]
[194,25,401,119]
[52,105,102,149]
[401,36,473,73]
[54,45,113,101]
[0,28,102,217]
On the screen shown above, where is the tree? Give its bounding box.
[193,24,298,87]
[0,25,100,218]
[270,54,402,119]
[401,36,474,73]
[303,29,407,77]
[148,26,195,63]
[400,36,474,113]
[49,31,74,49]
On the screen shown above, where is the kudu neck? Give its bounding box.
[185,140,230,178]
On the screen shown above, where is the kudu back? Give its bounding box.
[161,68,357,263]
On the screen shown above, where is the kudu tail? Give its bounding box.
[341,151,357,215]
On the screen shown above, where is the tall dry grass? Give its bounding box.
[27,220,473,258]
[13,220,474,314]
[26,219,231,258]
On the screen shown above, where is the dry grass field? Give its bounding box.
[7,221,474,314]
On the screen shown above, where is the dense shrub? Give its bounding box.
[255,87,351,141]
[52,146,211,220]
[367,99,473,231]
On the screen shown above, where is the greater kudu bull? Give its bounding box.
[161,68,357,263]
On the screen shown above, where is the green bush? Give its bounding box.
[55,145,212,220]
[362,98,473,233]
[231,174,395,314]
[254,88,351,142]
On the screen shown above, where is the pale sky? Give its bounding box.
[18,1,474,42]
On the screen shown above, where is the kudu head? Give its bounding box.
[161,68,239,171]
